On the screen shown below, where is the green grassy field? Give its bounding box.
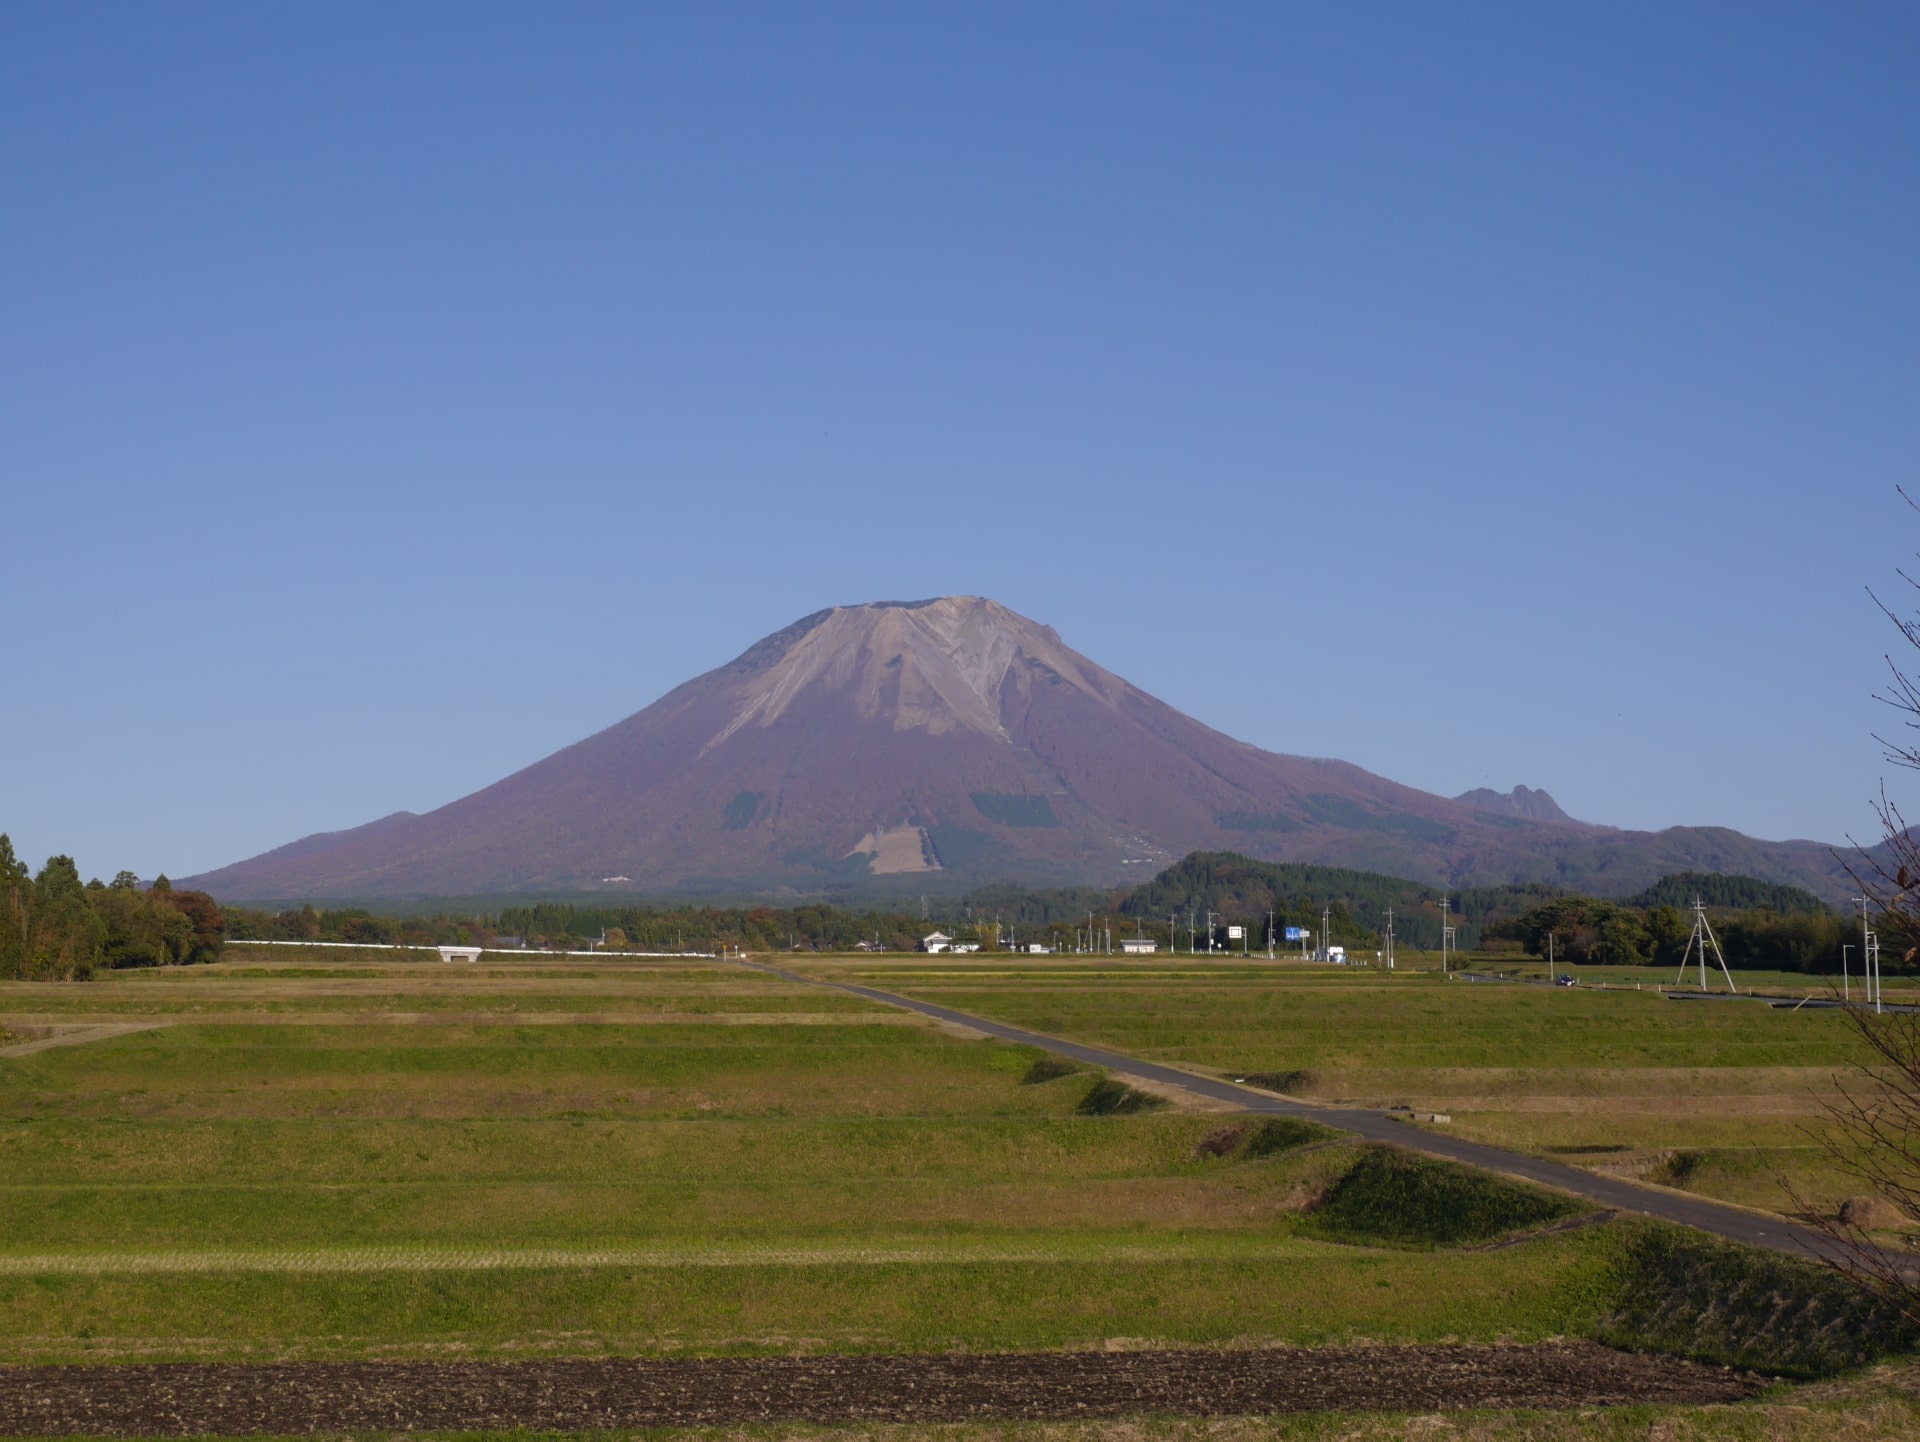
[808,954,1892,1217]
[1,945,1913,1437]
[0,949,1636,1367]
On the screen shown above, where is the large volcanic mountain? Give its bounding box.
[189,597,1858,901]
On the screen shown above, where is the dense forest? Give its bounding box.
[1619,871,1829,914]
[0,835,226,980]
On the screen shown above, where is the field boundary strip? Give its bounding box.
[0,1023,172,1058]
[0,1240,1309,1276]
[0,1012,909,1030]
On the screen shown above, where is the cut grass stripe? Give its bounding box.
[0,1239,1311,1276]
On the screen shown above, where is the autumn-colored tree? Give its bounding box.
[152,887,226,965]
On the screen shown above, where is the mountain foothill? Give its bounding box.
[186,597,1867,905]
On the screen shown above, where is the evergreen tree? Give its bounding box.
[0,835,28,978]
[26,855,104,980]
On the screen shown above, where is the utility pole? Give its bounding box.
[1267,910,1275,960]
[1383,907,1394,970]
[1439,894,1454,975]
[1842,943,1852,1001]
[1320,904,1331,963]
[1855,897,1866,1003]
[1858,897,1881,1013]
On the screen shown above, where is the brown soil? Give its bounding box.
[0,1344,1763,1434]
[1194,1124,1249,1157]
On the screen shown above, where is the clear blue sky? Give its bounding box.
[4,2,1917,881]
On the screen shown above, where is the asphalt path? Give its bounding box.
[739,960,1850,1266]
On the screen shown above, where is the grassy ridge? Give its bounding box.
[1304,1147,1582,1248]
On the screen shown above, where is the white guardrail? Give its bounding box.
[228,938,717,959]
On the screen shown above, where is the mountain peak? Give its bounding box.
[1452,785,1573,823]
[183,602,1854,903]
[707,596,1112,752]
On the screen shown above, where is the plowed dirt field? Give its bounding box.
[0,1344,1763,1434]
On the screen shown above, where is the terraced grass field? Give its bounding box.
[811,953,1891,1218]
[0,947,1624,1366]
[1,944,1913,1437]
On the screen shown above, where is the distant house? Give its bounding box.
[1026,943,1052,955]
[920,931,954,954]
[1120,938,1157,955]
[854,939,883,952]
[950,941,980,954]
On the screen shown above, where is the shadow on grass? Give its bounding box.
[1074,1078,1169,1116]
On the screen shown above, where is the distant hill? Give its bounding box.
[1113,851,1565,949]
[185,596,1878,905]
[1620,870,1833,915]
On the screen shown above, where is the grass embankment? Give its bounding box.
[841,955,1885,1216]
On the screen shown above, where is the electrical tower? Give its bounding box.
[1674,897,1738,993]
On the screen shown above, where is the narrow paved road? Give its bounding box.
[741,960,1850,1265]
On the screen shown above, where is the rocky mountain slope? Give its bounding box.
[187,597,1863,902]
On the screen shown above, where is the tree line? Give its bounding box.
[0,836,226,980]
[187,848,1877,967]
[1111,851,1561,949]
[1485,893,1872,972]
[225,899,938,954]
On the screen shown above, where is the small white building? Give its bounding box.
[436,945,483,964]
[1120,938,1158,955]
[1026,943,1053,955]
[920,931,954,954]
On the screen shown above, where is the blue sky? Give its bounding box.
[4,1,1917,881]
